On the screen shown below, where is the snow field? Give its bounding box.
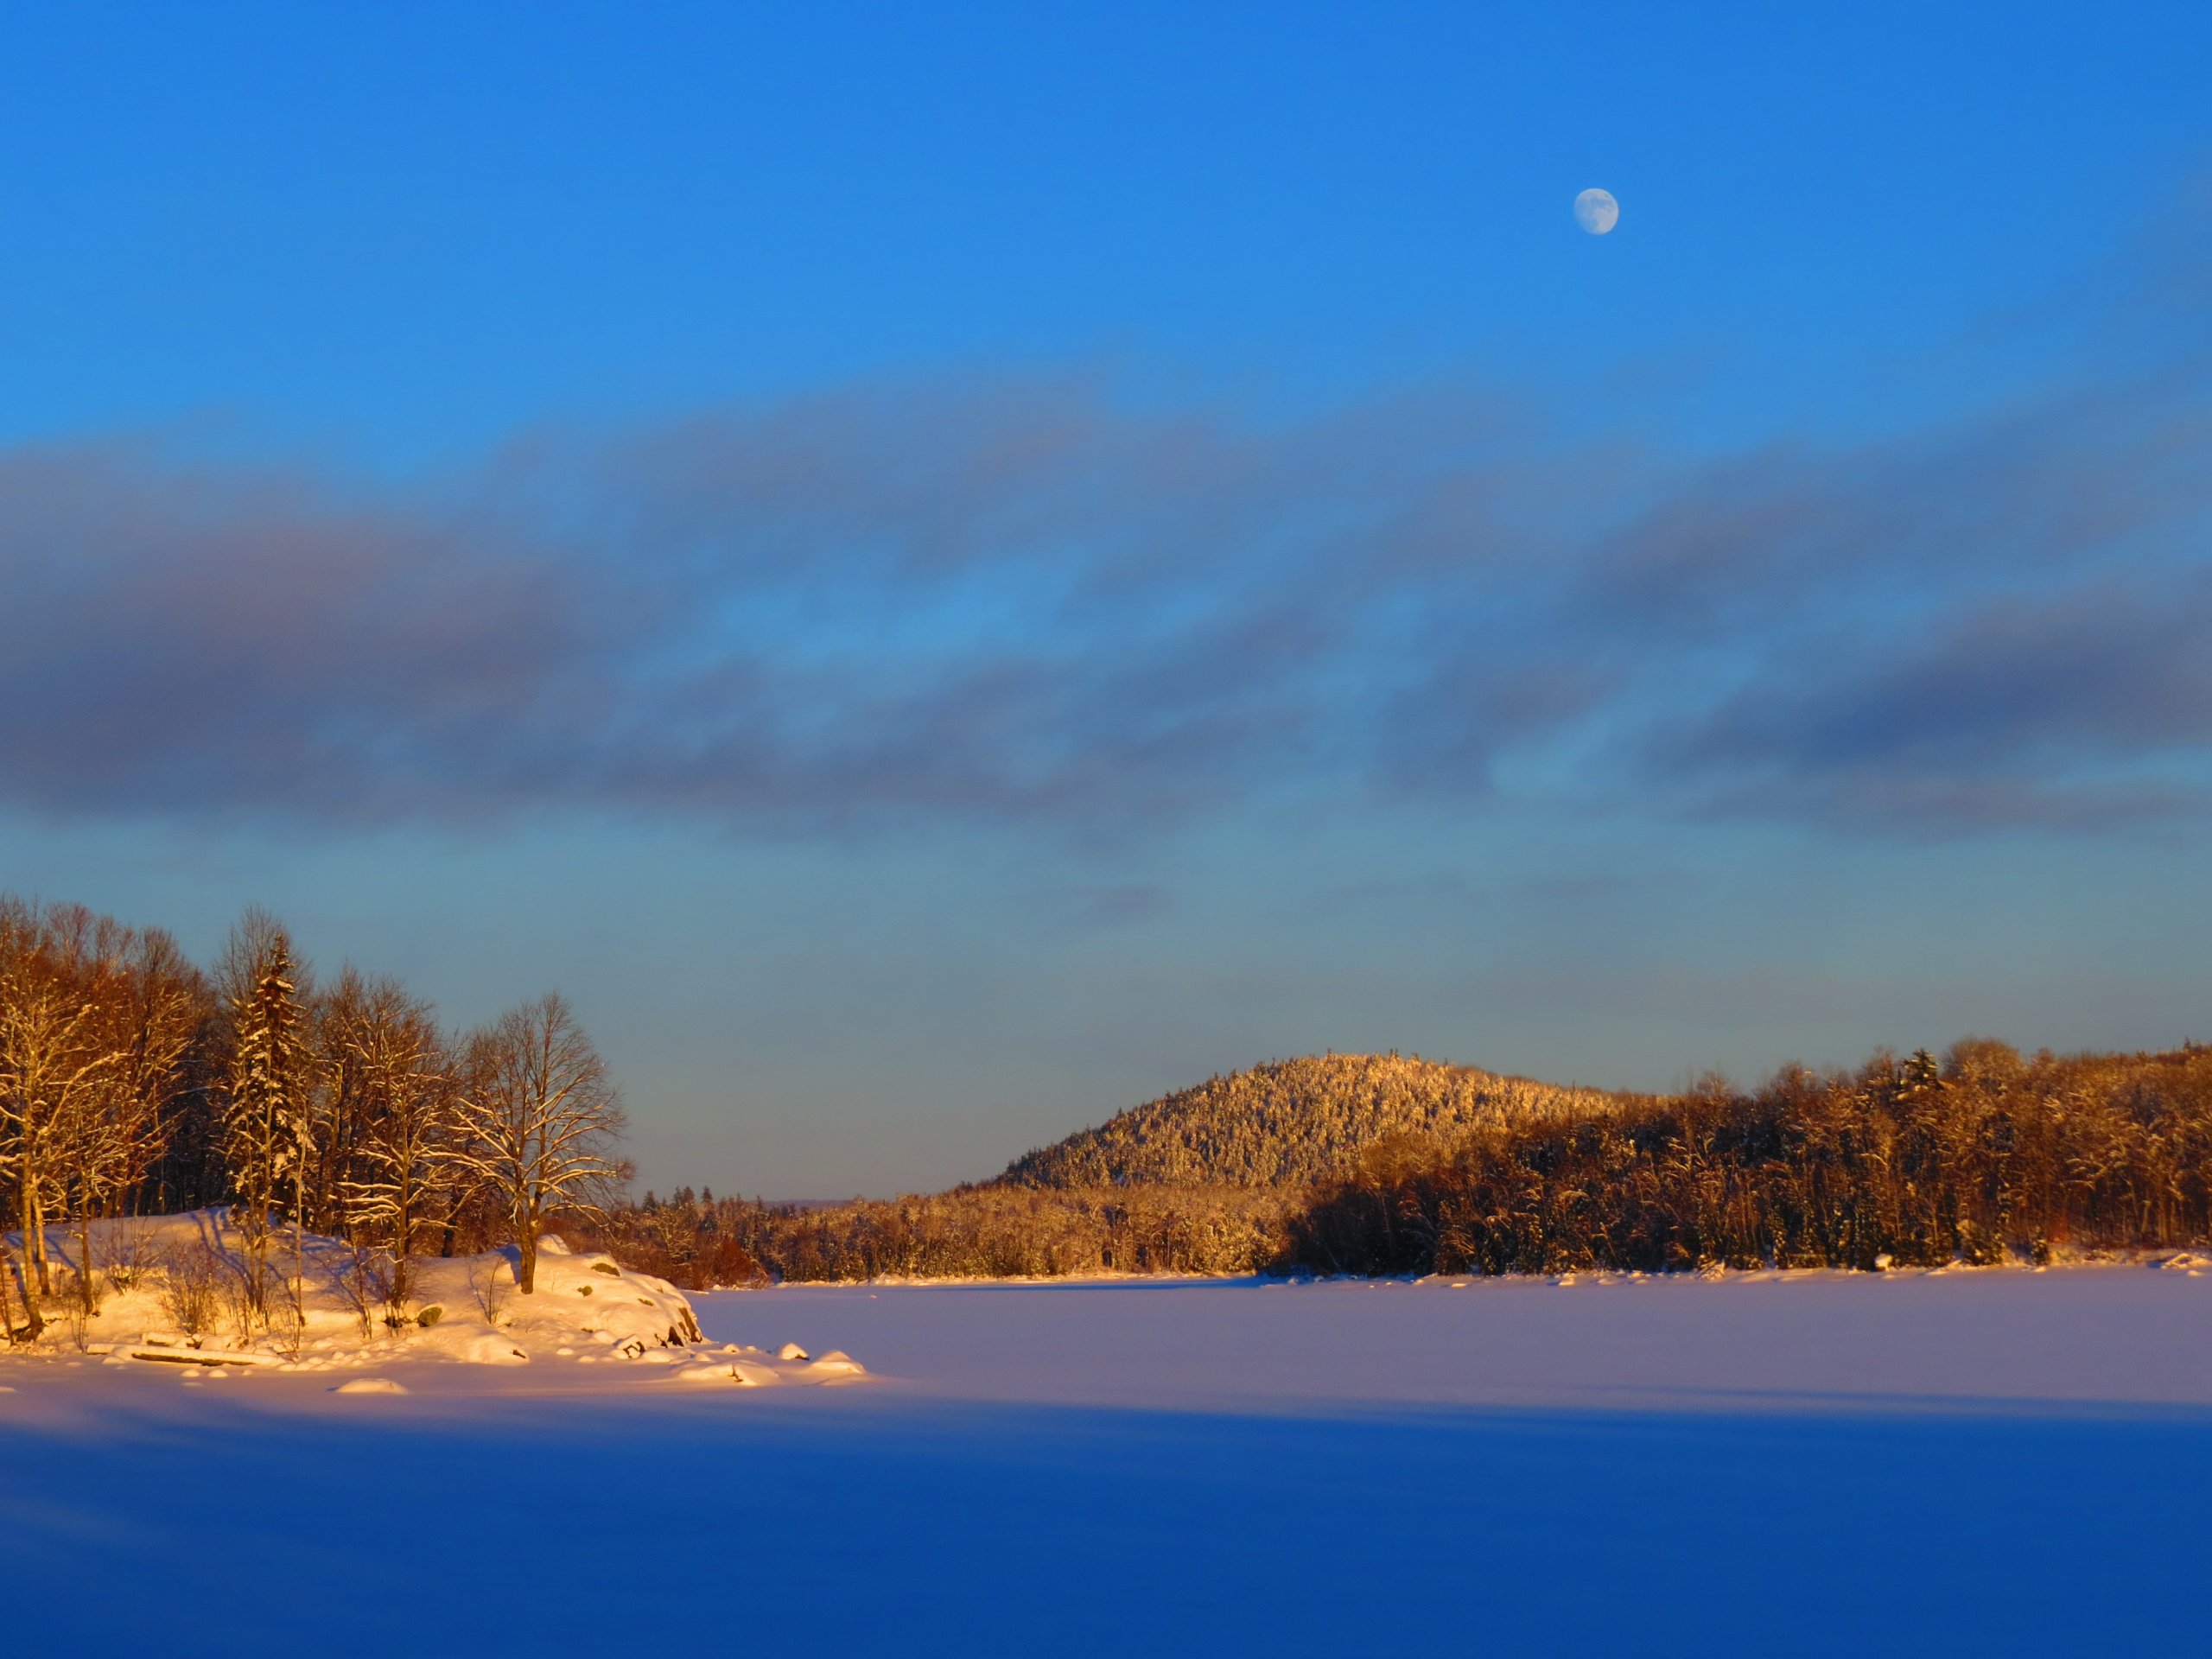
[696,1258,2212,1414]
[1,1259,2206,1654]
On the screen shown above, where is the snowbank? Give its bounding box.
[2,1210,862,1393]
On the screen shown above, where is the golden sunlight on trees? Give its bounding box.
[0,893,631,1343]
[450,994,630,1295]
[1283,1042,2212,1277]
[571,1046,2212,1286]
[3,888,2211,1328]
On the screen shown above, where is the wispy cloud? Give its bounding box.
[3,245,2208,842]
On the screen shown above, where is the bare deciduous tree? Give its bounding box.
[63,923,202,1319]
[451,993,628,1294]
[0,903,125,1338]
[335,977,457,1310]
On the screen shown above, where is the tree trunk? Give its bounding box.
[391,1218,411,1313]
[14,1177,42,1339]
[292,1211,304,1345]
[27,1180,50,1297]
[391,1185,416,1309]
[289,1156,308,1350]
[238,1205,268,1327]
[77,1206,95,1319]
[516,1201,537,1294]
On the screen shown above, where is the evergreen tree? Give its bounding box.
[225,931,311,1328]
[1901,1048,1943,1096]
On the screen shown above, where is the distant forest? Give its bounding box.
[10,892,2209,1304]
[575,1053,1609,1282]
[576,1043,2212,1284]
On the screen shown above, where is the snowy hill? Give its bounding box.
[999,1052,1623,1189]
[5,1210,864,1391]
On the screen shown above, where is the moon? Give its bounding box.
[1574,188,1619,235]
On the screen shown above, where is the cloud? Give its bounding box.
[0,389,1531,833]
[1647,576,2212,832]
[3,251,2209,843]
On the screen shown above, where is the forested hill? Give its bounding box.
[996,1052,1623,1190]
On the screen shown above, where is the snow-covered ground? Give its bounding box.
[3,1264,2208,1654]
[0,1211,860,1394]
[718,1261,2212,1413]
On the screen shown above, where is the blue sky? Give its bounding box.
[3,5,2209,1196]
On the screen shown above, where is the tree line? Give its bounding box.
[21,885,2202,1302]
[1285,1039,2212,1276]
[0,895,628,1340]
[570,1182,1291,1286]
[581,1040,2212,1285]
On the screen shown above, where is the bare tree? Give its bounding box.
[0,903,122,1338]
[335,977,457,1310]
[450,993,628,1294]
[62,923,203,1319]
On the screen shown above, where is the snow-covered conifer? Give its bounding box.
[224,926,313,1328]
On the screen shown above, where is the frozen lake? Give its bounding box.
[3,1268,2208,1654]
[703,1265,2212,1413]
